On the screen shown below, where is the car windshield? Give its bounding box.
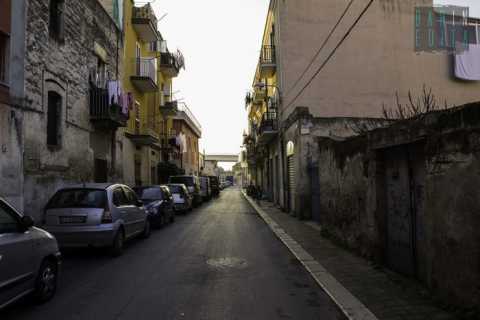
[47,189,107,209]
[167,185,182,193]
[170,177,193,186]
[135,187,163,200]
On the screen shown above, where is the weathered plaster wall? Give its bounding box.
[314,104,480,311]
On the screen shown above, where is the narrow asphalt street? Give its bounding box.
[2,188,344,320]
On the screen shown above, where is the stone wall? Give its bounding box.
[314,103,480,311]
[22,0,123,219]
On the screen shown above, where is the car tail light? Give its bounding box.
[101,210,113,224]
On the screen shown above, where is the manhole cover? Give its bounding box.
[206,257,248,270]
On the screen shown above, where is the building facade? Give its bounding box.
[9,0,125,220]
[172,104,202,176]
[245,0,480,216]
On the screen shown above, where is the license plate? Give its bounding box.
[60,216,86,224]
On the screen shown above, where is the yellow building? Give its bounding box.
[121,0,184,186]
[245,2,279,193]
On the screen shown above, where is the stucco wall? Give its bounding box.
[277,0,480,120]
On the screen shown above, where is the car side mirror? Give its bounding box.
[136,200,144,207]
[21,216,35,230]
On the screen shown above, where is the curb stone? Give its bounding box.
[242,192,379,320]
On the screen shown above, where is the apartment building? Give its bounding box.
[172,105,202,176]
[245,0,480,216]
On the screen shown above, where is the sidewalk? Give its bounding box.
[244,194,459,320]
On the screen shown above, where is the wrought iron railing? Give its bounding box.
[160,52,181,72]
[258,111,278,135]
[260,45,276,65]
[132,5,158,29]
[89,85,128,126]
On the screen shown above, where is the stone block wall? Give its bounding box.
[22,0,123,219]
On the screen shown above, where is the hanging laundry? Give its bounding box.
[122,93,129,115]
[455,43,480,81]
[108,80,120,105]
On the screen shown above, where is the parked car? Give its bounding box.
[0,197,61,309]
[208,176,220,197]
[134,185,175,228]
[199,176,212,202]
[169,176,202,207]
[43,184,150,256]
[167,184,193,214]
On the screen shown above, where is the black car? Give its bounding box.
[134,185,175,228]
[208,176,220,197]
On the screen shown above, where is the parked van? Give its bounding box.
[169,176,202,207]
[199,176,211,202]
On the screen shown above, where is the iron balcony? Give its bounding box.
[160,100,178,116]
[160,52,180,78]
[125,120,161,149]
[130,58,158,93]
[89,86,128,129]
[132,5,159,42]
[259,45,276,77]
[257,111,278,145]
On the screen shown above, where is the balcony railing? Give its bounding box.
[89,86,128,129]
[177,104,202,137]
[253,86,267,104]
[160,133,180,151]
[257,111,278,142]
[160,100,178,116]
[259,45,276,77]
[130,58,158,92]
[132,4,158,42]
[160,52,181,77]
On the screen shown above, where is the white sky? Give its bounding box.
[435,0,480,17]
[148,0,478,165]
[151,0,269,157]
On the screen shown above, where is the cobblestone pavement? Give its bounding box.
[250,199,459,320]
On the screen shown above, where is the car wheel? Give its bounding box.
[141,219,151,239]
[33,259,58,303]
[110,229,125,257]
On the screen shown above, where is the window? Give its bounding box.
[47,91,62,147]
[0,32,9,85]
[46,189,107,209]
[0,205,19,234]
[49,0,65,41]
[113,188,128,207]
[123,187,139,205]
[134,187,163,201]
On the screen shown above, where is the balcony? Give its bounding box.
[253,86,267,105]
[160,100,178,116]
[130,58,158,93]
[160,52,181,78]
[132,5,159,42]
[257,111,278,145]
[89,86,128,129]
[259,45,276,77]
[160,133,180,152]
[125,121,160,148]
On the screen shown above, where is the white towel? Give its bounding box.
[455,43,480,81]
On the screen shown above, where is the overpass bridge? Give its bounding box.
[204,154,239,162]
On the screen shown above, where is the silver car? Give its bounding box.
[43,184,151,256]
[0,198,61,309]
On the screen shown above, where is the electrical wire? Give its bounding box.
[285,0,355,97]
[284,0,375,111]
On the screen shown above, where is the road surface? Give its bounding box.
[2,188,344,320]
